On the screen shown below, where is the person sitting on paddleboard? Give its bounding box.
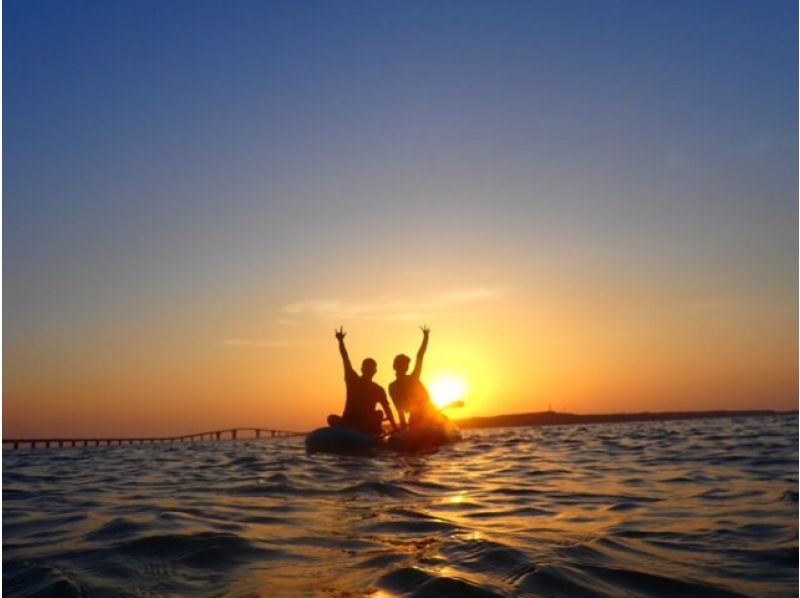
[389,325,443,429]
[328,326,398,435]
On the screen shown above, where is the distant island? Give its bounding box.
[455,409,797,429]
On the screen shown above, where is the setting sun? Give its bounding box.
[428,374,469,409]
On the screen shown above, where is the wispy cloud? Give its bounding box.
[222,286,504,348]
[221,338,290,348]
[281,286,505,322]
[432,287,501,305]
[273,318,301,327]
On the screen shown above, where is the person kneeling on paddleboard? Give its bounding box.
[328,327,398,435]
[389,325,444,429]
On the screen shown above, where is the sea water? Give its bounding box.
[3,415,797,596]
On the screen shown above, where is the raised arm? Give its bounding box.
[411,325,429,379]
[335,326,356,379]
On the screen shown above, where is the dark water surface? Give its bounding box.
[3,416,797,597]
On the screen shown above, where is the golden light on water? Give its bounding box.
[446,492,466,504]
[428,374,468,409]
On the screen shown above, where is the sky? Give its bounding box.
[4,0,798,437]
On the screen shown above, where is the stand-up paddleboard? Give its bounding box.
[305,426,383,455]
[387,422,462,452]
[306,422,462,455]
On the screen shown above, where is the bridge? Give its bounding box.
[2,428,305,450]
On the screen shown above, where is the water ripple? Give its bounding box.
[3,415,797,596]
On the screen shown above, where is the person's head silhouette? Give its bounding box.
[361,358,377,380]
[393,354,411,376]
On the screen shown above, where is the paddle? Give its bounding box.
[437,399,464,411]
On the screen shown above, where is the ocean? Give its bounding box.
[3,415,797,597]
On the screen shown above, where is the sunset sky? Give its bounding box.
[5,1,797,437]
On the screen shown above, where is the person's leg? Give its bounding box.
[362,410,383,434]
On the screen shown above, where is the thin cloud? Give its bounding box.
[221,338,290,348]
[431,287,502,305]
[281,286,505,321]
[274,318,301,327]
[283,299,343,315]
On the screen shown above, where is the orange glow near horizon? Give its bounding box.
[2,253,797,438]
[4,274,796,439]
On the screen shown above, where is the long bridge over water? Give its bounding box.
[2,428,304,450]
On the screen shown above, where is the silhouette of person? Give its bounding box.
[389,326,442,428]
[328,327,397,435]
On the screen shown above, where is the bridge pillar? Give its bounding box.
[13,442,18,450]
[256,430,261,439]
[232,429,238,440]
[272,431,276,438]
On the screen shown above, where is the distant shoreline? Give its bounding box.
[455,409,797,429]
